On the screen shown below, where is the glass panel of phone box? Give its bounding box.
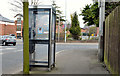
[29,9,50,40]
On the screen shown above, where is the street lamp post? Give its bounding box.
[65,0,67,43]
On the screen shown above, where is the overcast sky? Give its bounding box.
[0,0,93,28]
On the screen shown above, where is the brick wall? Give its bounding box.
[0,23,16,35]
[56,25,64,33]
[0,24,4,35]
[5,24,16,35]
[15,20,23,37]
[21,21,23,36]
[97,27,99,36]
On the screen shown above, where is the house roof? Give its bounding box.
[81,29,86,33]
[0,14,14,23]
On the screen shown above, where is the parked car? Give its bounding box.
[17,36,22,39]
[3,36,16,46]
[9,34,15,36]
[2,35,9,44]
[0,36,4,44]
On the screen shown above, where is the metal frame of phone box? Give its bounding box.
[29,5,56,71]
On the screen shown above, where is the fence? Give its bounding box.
[104,6,120,74]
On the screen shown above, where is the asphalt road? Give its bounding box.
[0,40,98,74]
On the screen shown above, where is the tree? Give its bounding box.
[89,26,97,36]
[9,0,23,15]
[69,12,81,40]
[9,0,41,15]
[80,2,120,27]
[52,1,65,25]
[80,2,99,27]
[105,2,120,16]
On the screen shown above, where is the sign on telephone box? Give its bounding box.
[38,27,43,34]
[29,5,56,71]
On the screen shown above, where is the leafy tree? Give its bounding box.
[80,2,99,27]
[69,12,81,40]
[70,14,73,23]
[105,2,120,16]
[80,2,120,27]
[52,1,65,25]
[89,26,97,36]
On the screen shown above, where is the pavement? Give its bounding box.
[19,47,109,74]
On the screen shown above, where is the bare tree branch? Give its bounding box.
[10,9,22,13]
[9,2,22,9]
[14,0,23,6]
[9,0,41,15]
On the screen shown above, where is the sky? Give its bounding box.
[0,0,93,28]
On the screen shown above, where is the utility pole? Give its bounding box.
[98,0,105,62]
[23,0,29,74]
[58,15,60,42]
[64,0,67,43]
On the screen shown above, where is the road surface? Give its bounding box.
[0,40,98,74]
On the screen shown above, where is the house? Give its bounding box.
[14,14,23,38]
[81,25,99,36]
[0,14,23,39]
[56,25,64,34]
[0,14,16,36]
[81,28,88,36]
[96,27,99,36]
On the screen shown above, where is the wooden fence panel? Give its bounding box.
[104,6,120,75]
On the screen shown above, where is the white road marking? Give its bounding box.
[56,43,98,45]
[13,50,22,53]
[56,50,65,56]
[0,53,2,55]
[6,48,16,50]
[0,47,16,51]
[0,49,23,55]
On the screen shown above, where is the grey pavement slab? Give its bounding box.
[29,48,109,74]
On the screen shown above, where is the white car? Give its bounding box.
[3,36,16,46]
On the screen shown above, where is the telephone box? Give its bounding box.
[29,5,56,71]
